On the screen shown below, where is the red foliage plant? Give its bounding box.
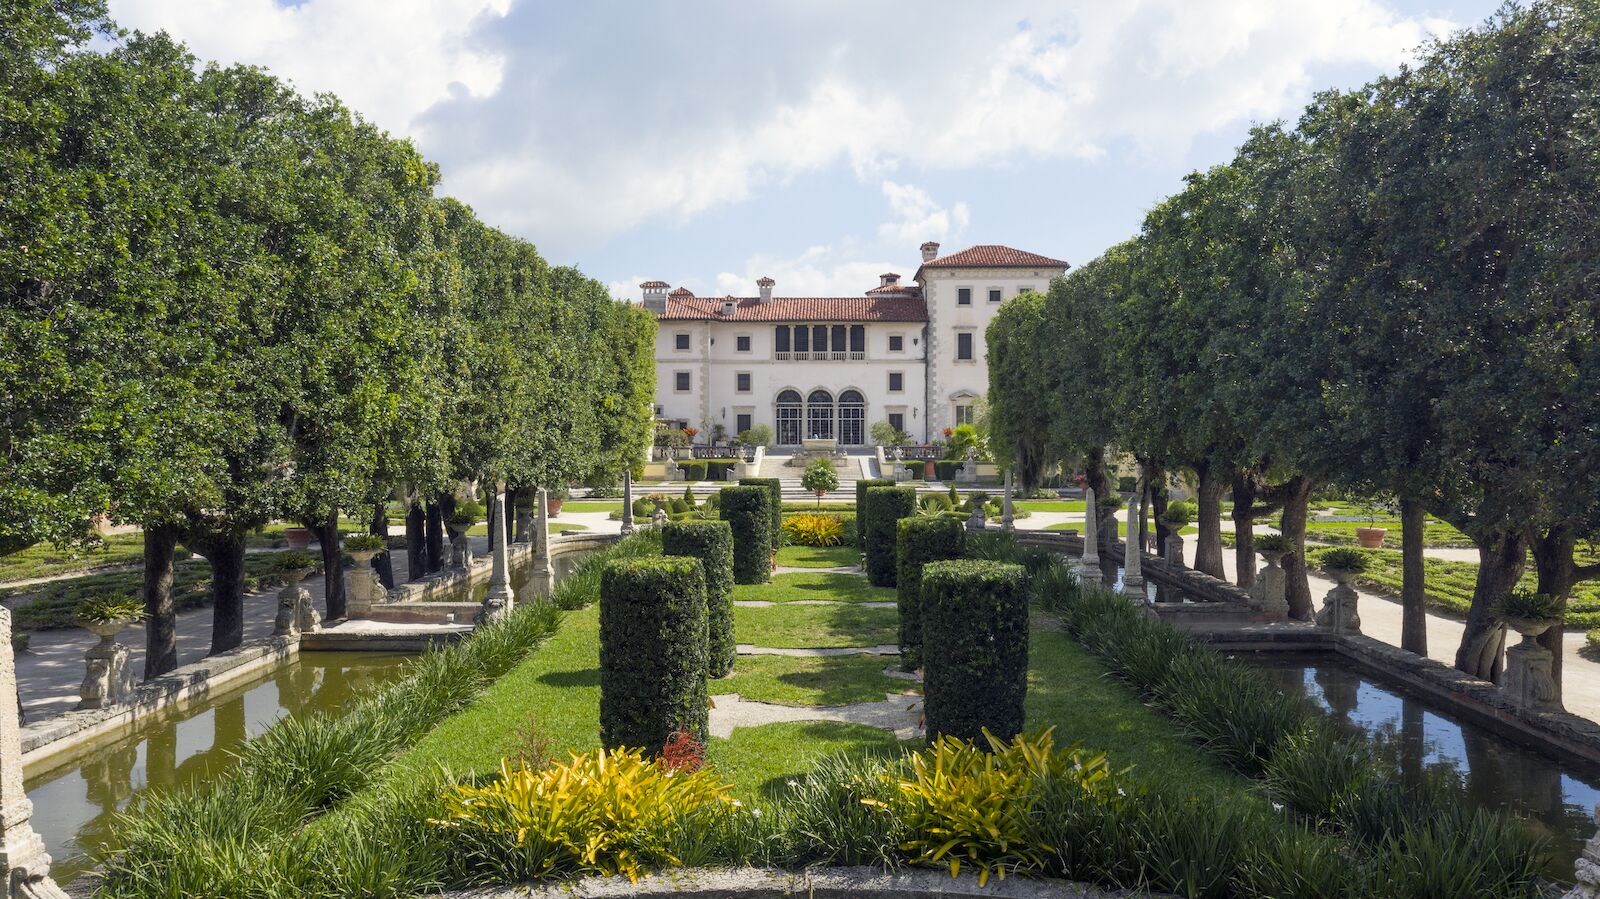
[659,729,705,772]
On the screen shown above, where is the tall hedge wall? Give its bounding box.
[719,485,774,584]
[661,520,736,678]
[895,516,967,671]
[598,557,709,752]
[738,477,783,554]
[862,486,916,587]
[854,478,894,547]
[920,559,1028,743]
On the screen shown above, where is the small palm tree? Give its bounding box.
[801,458,839,508]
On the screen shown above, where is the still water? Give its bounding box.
[1253,658,1600,880]
[26,651,413,884]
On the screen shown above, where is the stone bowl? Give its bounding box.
[1505,616,1556,639]
[75,617,138,640]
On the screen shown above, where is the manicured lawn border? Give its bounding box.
[732,572,894,604]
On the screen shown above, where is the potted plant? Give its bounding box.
[269,549,320,586]
[1354,495,1393,549]
[446,500,484,539]
[73,592,145,640]
[282,525,312,550]
[801,457,839,508]
[1498,587,1564,639]
[1255,532,1294,562]
[1316,547,1370,586]
[342,532,387,561]
[1161,501,1193,528]
[546,483,570,517]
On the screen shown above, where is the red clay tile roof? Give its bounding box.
[866,283,923,297]
[916,244,1069,276]
[657,294,927,323]
[639,280,670,288]
[668,287,694,297]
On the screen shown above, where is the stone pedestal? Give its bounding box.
[477,487,518,624]
[1121,481,1146,601]
[1000,471,1015,531]
[345,550,386,618]
[1079,487,1102,582]
[273,570,315,636]
[620,470,636,535]
[1566,804,1600,898]
[1504,626,1561,713]
[1,610,67,898]
[77,623,134,710]
[528,487,555,598]
[1164,533,1184,566]
[1315,575,1360,634]
[966,505,986,532]
[1257,552,1289,622]
[450,534,472,570]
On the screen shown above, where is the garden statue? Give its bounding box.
[1315,572,1361,634]
[652,508,669,527]
[1566,804,1600,899]
[956,446,980,484]
[1079,487,1102,582]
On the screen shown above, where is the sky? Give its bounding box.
[105,0,1507,301]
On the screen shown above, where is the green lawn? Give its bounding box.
[464,521,586,535]
[0,532,148,584]
[776,545,860,568]
[1015,500,1085,512]
[1044,521,1197,537]
[1303,517,1472,548]
[733,603,897,648]
[706,721,906,803]
[713,654,916,707]
[733,571,893,604]
[558,501,624,513]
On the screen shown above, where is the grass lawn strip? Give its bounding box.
[715,654,918,707]
[732,571,894,604]
[1014,500,1085,512]
[732,603,897,649]
[775,545,860,568]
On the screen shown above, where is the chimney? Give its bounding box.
[721,298,737,317]
[757,276,775,304]
[640,280,669,312]
[879,272,900,288]
[920,241,940,263]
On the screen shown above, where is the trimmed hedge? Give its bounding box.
[599,556,709,753]
[895,516,967,671]
[679,459,739,481]
[739,477,783,553]
[661,520,736,678]
[854,478,894,547]
[903,461,961,481]
[920,559,1028,743]
[720,485,774,584]
[861,486,916,587]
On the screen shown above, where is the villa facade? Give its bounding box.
[642,242,1068,446]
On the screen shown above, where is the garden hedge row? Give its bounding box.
[599,556,709,753]
[738,477,783,554]
[894,516,966,670]
[861,486,916,587]
[661,520,736,678]
[677,460,738,481]
[720,485,774,584]
[853,478,894,547]
[920,559,1028,742]
[901,461,962,481]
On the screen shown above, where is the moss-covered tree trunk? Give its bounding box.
[187,530,247,655]
[1232,471,1257,589]
[1278,477,1314,620]
[1400,497,1428,656]
[142,521,180,679]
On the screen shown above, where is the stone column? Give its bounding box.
[620,469,635,535]
[1257,552,1290,621]
[1,609,69,899]
[77,622,134,710]
[1079,487,1102,582]
[1504,624,1561,713]
[1565,804,1600,899]
[1000,470,1015,531]
[1122,480,1147,601]
[345,550,385,618]
[529,487,555,598]
[1314,571,1361,634]
[1164,533,1185,567]
[476,485,517,624]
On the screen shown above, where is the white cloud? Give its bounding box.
[878,181,969,245]
[711,245,901,299]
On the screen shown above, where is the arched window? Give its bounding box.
[775,389,802,445]
[806,389,834,441]
[838,389,865,446]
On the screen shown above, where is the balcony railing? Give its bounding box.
[774,352,790,361]
[771,351,869,361]
[849,351,865,361]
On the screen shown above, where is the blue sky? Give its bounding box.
[109,0,1505,299]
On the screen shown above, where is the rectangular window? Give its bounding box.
[813,325,828,353]
[957,287,971,305]
[736,413,753,435]
[955,404,973,425]
[887,412,905,434]
[774,326,790,352]
[736,335,751,352]
[674,371,691,392]
[888,372,903,393]
[956,332,974,361]
[849,325,865,352]
[675,332,690,351]
[888,334,903,352]
[794,326,809,353]
[1019,285,1035,294]
[988,288,1002,303]
[736,372,751,393]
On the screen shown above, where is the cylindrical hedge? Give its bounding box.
[719,485,774,584]
[895,516,967,671]
[855,478,894,547]
[599,557,709,753]
[920,559,1028,743]
[738,477,783,554]
[661,520,736,678]
[862,486,916,587]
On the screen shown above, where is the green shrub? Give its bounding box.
[895,516,966,670]
[681,484,697,509]
[737,424,773,447]
[631,497,654,519]
[782,513,845,547]
[861,486,916,587]
[719,486,774,584]
[669,497,689,515]
[1255,533,1294,554]
[853,478,894,547]
[1497,586,1563,621]
[919,560,1028,742]
[1317,546,1370,573]
[74,593,146,624]
[1160,500,1192,526]
[677,461,707,481]
[598,557,709,753]
[917,493,953,515]
[661,520,736,678]
[800,458,840,497]
[738,478,783,554]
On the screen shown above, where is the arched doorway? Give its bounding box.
[806,389,834,440]
[838,389,865,446]
[775,389,802,445]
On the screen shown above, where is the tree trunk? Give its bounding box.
[425,497,445,573]
[1531,525,1581,704]
[514,485,533,543]
[486,493,499,553]
[1232,472,1257,589]
[141,521,180,679]
[1454,531,1526,682]
[1193,465,1227,580]
[1084,447,1113,558]
[187,530,247,655]
[369,503,393,589]
[308,512,347,620]
[1278,477,1315,620]
[1150,461,1171,554]
[1400,497,1428,657]
[406,499,426,581]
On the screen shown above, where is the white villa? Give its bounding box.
[642,242,1069,447]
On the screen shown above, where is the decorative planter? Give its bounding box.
[546,498,564,518]
[76,617,138,710]
[1325,568,1358,587]
[1355,526,1387,548]
[76,617,136,641]
[283,526,312,550]
[1506,617,1556,640]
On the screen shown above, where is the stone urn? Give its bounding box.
[546,497,564,518]
[282,526,312,550]
[76,617,138,710]
[1355,526,1387,549]
[1503,617,1561,712]
[1315,569,1361,634]
[345,549,385,617]
[273,567,315,636]
[1506,617,1556,640]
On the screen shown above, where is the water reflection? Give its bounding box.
[26,652,411,884]
[1254,659,1600,880]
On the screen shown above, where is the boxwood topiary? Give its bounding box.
[720,485,774,584]
[738,478,783,553]
[862,486,917,587]
[661,520,737,677]
[854,478,894,547]
[895,516,966,671]
[599,556,709,753]
[920,559,1028,743]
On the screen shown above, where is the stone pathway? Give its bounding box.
[735,644,900,657]
[708,692,922,740]
[733,600,895,608]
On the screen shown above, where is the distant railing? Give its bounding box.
[774,352,791,361]
[830,351,846,361]
[848,351,865,360]
[896,444,943,461]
